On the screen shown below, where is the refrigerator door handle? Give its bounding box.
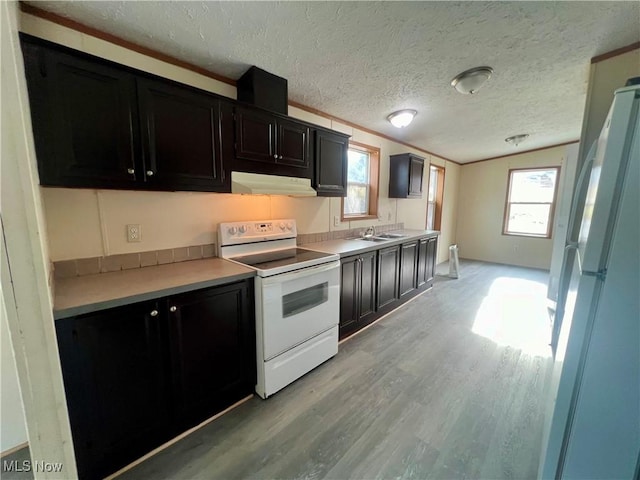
[566,141,597,245]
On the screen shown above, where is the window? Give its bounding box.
[426,165,445,230]
[503,167,560,238]
[342,142,379,220]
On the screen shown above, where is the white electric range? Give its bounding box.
[218,219,340,398]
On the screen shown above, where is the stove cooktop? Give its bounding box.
[230,248,335,272]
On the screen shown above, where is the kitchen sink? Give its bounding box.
[346,236,388,242]
[375,233,408,239]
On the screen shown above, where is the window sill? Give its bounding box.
[341,214,379,222]
[502,232,551,239]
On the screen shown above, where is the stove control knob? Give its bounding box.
[227,227,238,235]
[238,225,247,234]
[278,222,286,230]
[286,222,293,230]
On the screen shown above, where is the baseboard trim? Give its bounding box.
[104,394,254,479]
[338,286,432,345]
[1,441,29,458]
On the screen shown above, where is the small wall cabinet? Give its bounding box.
[388,153,425,198]
[314,129,349,196]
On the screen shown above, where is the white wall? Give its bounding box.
[2,2,77,476]
[577,48,640,171]
[21,12,459,264]
[456,146,567,270]
[0,286,28,453]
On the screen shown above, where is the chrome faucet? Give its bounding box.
[362,226,376,238]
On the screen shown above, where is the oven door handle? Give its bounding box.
[261,260,340,285]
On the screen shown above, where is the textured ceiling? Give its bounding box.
[27,1,640,163]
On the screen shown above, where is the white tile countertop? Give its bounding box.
[53,257,256,319]
[303,229,440,257]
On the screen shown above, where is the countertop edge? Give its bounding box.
[303,230,440,258]
[53,269,255,320]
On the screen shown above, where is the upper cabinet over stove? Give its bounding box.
[19,34,349,196]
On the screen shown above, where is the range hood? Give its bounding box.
[231,171,317,197]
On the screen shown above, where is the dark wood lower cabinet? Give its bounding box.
[168,282,255,430]
[399,241,418,297]
[339,251,376,339]
[55,279,255,480]
[339,236,438,340]
[376,245,401,314]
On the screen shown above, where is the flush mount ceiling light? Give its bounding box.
[450,66,494,94]
[387,109,417,128]
[505,134,530,147]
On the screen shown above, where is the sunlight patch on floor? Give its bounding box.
[472,276,552,357]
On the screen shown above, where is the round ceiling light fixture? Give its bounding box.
[505,134,530,147]
[450,66,494,94]
[387,109,417,128]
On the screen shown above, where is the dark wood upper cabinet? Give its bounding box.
[167,281,255,431]
[277,118,310,168]
[21,38,139,189]
[137,78,228,191]
[389,153,425,198]
[399,241,419,297]
[234,106,277,165]
[20,35,350,192]
[233,106,312,178]
[314,129,349,197]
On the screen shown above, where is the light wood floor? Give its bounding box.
[121,260,554,480]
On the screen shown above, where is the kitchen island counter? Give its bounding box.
[54,257,255,319]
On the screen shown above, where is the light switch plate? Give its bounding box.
[127,224,141,242]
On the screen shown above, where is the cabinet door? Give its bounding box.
[21,38,139,189]
[358,250,377,322]
[416,238,428,288]
[277,118,310,169]
[235,107,277,165]
[168,281,255,430]
[408,156,424,198]
[137,78,227,191]
[425,236,438,286]
[339,256,359,338]
[377,245,400,311]
[399,241,419,297]
[315,129,349,197]
[56,301,169,480]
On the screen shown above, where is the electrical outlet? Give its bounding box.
[127,224,141,243]
[334,215,340,227]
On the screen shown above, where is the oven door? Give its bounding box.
[257,260,340,360]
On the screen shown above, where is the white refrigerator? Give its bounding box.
[539,82,639,478]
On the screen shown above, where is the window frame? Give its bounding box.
[502,166,561,239]
[426,164,445,231]
[341,141,380,221]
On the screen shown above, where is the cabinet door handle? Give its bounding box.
[169,306,177,313]
[127,168,135,175]
[278,155,283,160]
[150,310,158,317]
[146,170,154,176]
[273,154,278,159]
